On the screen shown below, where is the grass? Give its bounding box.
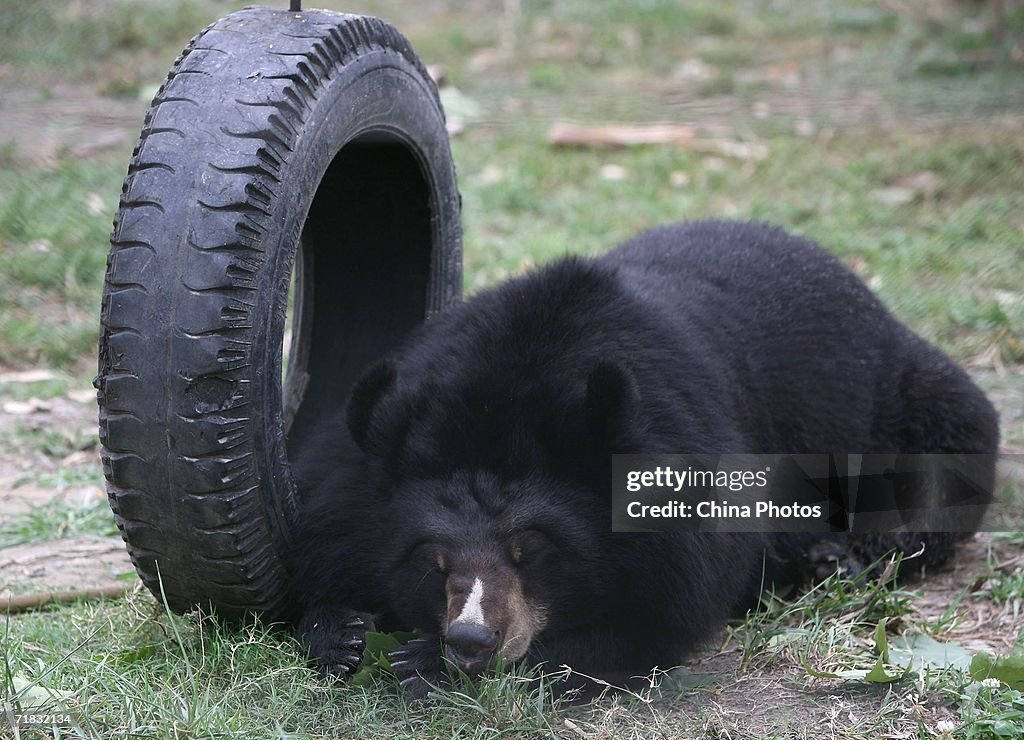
[0,0,1022,737]
[456,128,1024,363]
[3,561,1023,738]
[974,532,1024,608]
[0,161,124,369]
[1,597,569,737]
[0,0,218,93]
[0,497,116,549]
[0,2,1021,371]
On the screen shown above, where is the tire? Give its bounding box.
[96,6,461,622]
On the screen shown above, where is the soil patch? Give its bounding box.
[0,82,142,167]
[0,535,131,600]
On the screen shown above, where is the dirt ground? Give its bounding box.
[0,368,132,604]
[0,81,141,168]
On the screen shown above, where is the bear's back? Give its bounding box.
[601,221,918,453]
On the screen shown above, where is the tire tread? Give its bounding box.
[97,7,440,619]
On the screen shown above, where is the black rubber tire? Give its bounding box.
[96,6,461,622]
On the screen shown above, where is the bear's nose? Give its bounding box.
[444,621,500,674]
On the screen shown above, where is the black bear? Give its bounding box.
[288,220,999,698]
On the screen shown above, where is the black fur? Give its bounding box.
[288,220,999,695]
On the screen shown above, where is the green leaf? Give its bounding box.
[889,633,973,671]
[802,658,903,684]
[864,655,903,683]
[11,673,72,710]
[112,643,158,664]
[349,631,418,687]
[970,651,1024,690]
[662,666,717,690]
[766,628,808,648]
[800,661,868,680]
[873,618,890,663]
[991,719,1024,737]
[801,620,904,683]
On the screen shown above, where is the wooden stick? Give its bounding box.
[547,121,768,160]
[3,584,133,613]
[548,121,696,148]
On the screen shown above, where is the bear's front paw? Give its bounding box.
[389,635,447,699]
[298,607,373,680]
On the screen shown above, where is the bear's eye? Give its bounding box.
[410,541,447,574]
[509,529,551,566]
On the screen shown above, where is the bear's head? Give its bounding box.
[344,356,638,673]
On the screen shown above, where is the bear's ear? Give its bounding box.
[346,358,397,451]
[585,359,640,453]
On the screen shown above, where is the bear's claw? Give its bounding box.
[389,635,446,699]
[297,607,373,681]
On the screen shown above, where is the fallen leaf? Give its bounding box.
[892,170,941,196]
[870,187,916,206]
[0,370,58,384]
[662,666,717,689]
[599,164,629,181]
[795,119,817,137]
[86,192,107,216]
[673,58,717,82]
[439,87,482,137]
[476,165,505,185]
[703,156,728,173]
[68,388,96,404]
[889,633,974,671]
[864,655,904,683]
[670,171,691,188]
[2,398,51,415]
[11,673,73,709]
[971,650,1024,690]
[426,64,446,87]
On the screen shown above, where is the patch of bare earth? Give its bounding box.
[0,371,133,603]
[0,383,101,520]
[0,81,142,167]
[0,536,131,602]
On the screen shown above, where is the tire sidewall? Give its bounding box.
[254,52,459,555]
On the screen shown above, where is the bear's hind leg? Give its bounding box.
[808,343,999,580]
[872,342,998,570]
